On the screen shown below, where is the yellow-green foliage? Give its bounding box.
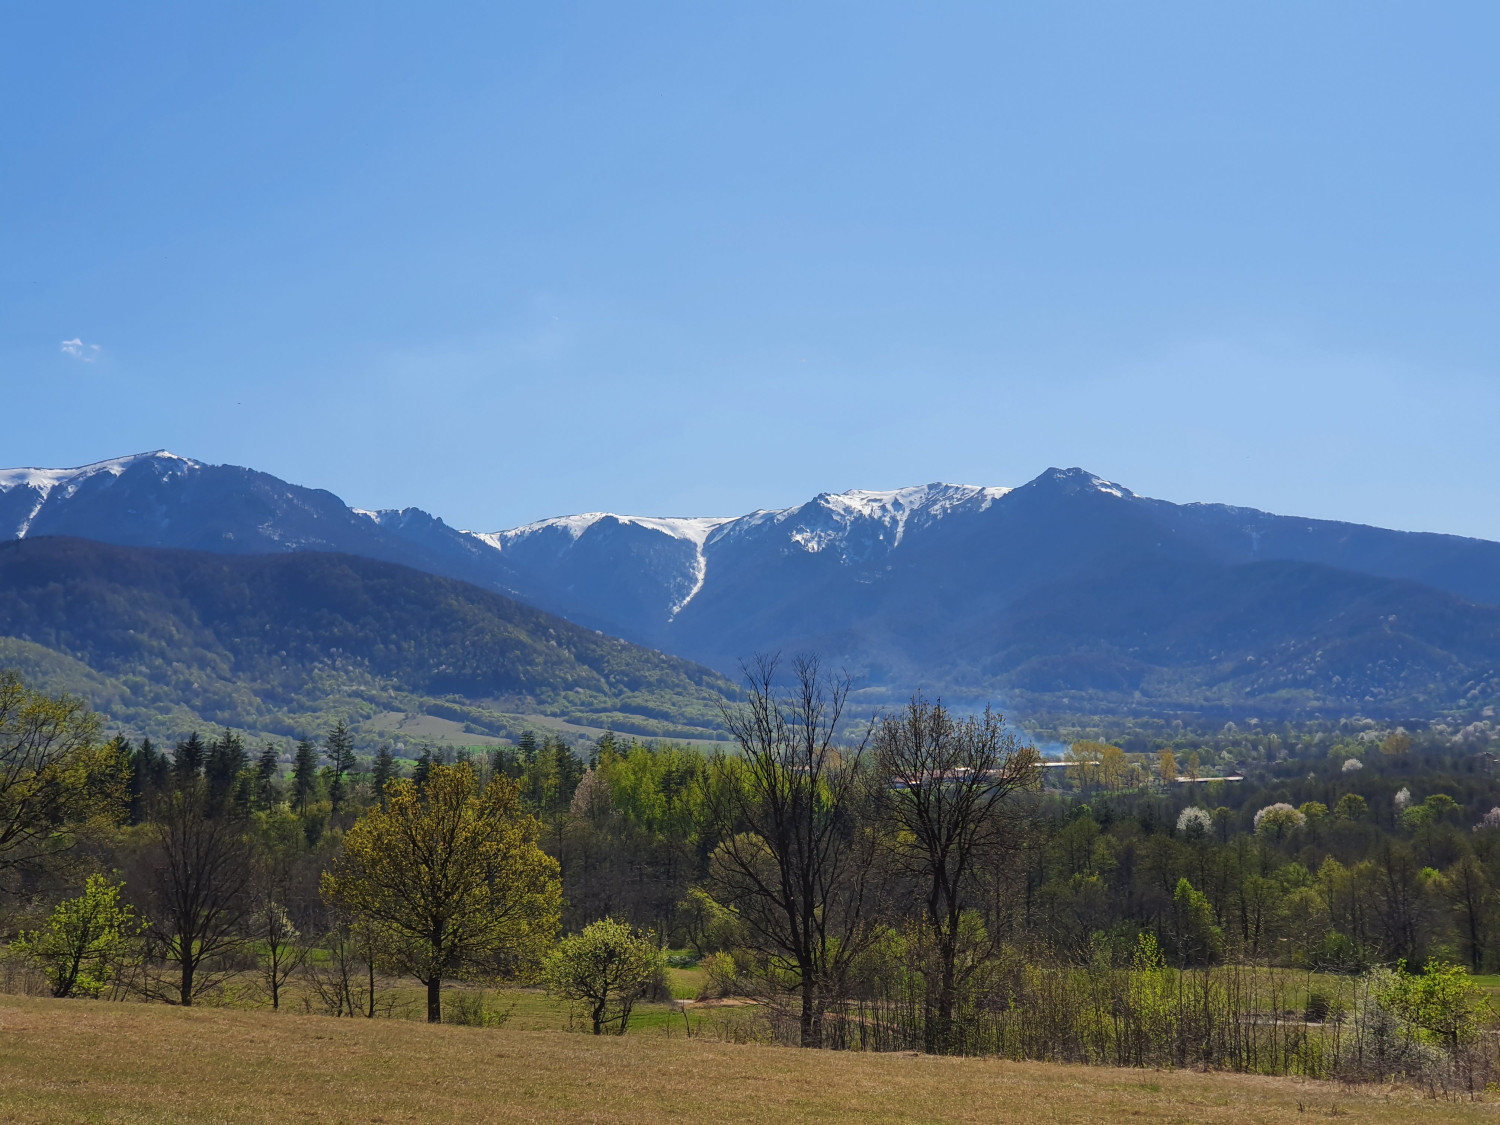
[544,917,662,1035]
[10,874,138,998]
[1376,960,1492,1051]
[0,671,122,877]
[322,763,561,1017]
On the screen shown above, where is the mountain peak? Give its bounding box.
[1030,467,1134,499]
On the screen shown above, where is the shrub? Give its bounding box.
[544,918,662,1035]
[445,989,514,1028]
[10,874,139,999]
[1304,989,1332,1024]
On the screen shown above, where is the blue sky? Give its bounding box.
[4,4,1498,537]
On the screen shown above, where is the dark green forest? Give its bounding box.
[0,537,733,741]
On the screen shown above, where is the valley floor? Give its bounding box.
[0,993,1488,1124]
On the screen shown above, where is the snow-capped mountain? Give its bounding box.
[0,450,521,593]
[484,482,1016,634]
[5,452,1500,716]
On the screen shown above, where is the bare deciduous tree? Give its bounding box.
[703,654,879,1047]
[256,897,305,1011]
[146,784,253,1005]
[873,696,1038,1052]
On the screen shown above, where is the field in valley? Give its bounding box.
[0,993,1491,1125]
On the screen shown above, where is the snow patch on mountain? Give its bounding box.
[0,451,200,537]
[0,450,196,495]
[1088,475,1130,499]
[715,482,1013,558]
[490,512,734,547]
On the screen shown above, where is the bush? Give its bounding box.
[544,918,662,1035]
[445,989,513,1028]
[1304,989,1332,1023]
[10,874,138,998]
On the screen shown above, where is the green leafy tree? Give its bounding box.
[1377,960,1491,1054]
[0,672,120,884]
[1335,792,1369,821]
[322,762,561,1022]
[1172,877,1224,964]
[544,917,662,1035]
[12,874,139,998]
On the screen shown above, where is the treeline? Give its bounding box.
[3,662,1500,1091]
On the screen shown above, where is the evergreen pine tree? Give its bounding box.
[325,719,356,820]
[255,744,280,810]
[129,737,168,822]
[592,729,617,770]
[372,744,395,807]
[205,729,247,812]
[413,747,432,790]
[552,738,584,810]
[490,745,521,780]
[517,730,539,765]
[173,732,205,788]
[292,738,319,813]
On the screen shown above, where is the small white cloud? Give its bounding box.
[61,338,101,362]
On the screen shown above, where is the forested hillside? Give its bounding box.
[0,537,733,742]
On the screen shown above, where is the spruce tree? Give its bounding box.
[129,738,168,823]
[292,738,318,813]
[517,730,539,765]
[552,738,584,811]
[592,729,617,770]
[325,719,356,820]
[205,729,247,812]
[255,744,280,810]
[173,733,205,789]
[412,747,432,790]
[372,744,395,807]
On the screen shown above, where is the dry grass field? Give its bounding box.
[0,993,1492,1124]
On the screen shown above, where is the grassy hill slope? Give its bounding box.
[0,537,734,744]
[0,995,1475,1125]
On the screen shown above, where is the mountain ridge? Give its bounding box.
[4,452,1499,719]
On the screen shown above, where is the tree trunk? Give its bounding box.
[427,977,441,1023]
[799,971,817,1047]
[180,959,195,1007]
